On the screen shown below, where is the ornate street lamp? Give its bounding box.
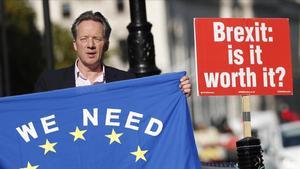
[127,0,161,77]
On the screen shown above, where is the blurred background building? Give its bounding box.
[24,0,300,129]
[1,0,300,168]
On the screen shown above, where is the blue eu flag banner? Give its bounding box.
[0,72,201,169]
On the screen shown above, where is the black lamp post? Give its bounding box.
[0,0,10,96]
[42,0,54,70]
[127,0,161,77]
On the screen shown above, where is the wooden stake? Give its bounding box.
[242,95,251,137]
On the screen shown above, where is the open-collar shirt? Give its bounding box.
[74,59,105,87]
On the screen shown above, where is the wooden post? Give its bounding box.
[242,95,251,137]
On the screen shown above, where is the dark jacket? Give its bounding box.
[34,65,136,92]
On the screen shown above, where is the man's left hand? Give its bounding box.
[180,76,192,97]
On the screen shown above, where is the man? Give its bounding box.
[35,11,191,96]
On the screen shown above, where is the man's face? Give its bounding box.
[73,20,108,70]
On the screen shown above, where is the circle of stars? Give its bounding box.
[22,127,149,168]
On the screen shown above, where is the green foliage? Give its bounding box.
[4,0,45,95]
[52,24,76,69]
[5,0,35,34]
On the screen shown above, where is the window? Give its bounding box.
[117,0,124,13]
[62,2,71,18]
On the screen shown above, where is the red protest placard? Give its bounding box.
[194,18,293,96]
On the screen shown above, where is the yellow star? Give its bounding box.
[70,126,87,141]
[20,162,39,169]
[39,139,57,155]
[130,146,148,162]
[105,129,123,144]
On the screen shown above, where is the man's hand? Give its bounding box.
[180,76,192,97]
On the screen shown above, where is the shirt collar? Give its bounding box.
[74,59,105,85]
